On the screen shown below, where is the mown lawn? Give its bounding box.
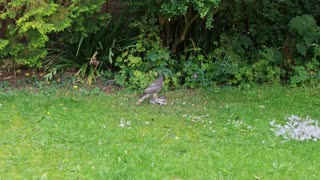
[1,86,320,179]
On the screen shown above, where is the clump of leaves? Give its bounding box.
[0,0,108,67]
[45,13,136,84]
[114,17,172,89]
[288,15,320,57]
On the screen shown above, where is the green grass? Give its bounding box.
[1,86,320,179]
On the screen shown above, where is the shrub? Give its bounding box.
[288,15,320,58]
[114,17,173,89]
[252,47,283,84]
[123,0,220,53]
[286,14,320,86]
[44,13,135,84]
[0,0,109,67]
[209,45,243,85]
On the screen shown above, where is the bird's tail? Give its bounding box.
[136,94,150,105]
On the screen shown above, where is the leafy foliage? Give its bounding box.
[288,15,320,58]
[58,0,111,44]
[251,47,283,84]
[114,17,172,89]
[285,15,320,86]
[0,0,109,67]
[0,0,64,66]
[2,0,320,88]
[123,0,220,53]
[45,14,136,84]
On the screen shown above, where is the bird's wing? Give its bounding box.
[144,78,163,94]
[144,83,161,94]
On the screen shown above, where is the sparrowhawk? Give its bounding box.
[136,74,164,105]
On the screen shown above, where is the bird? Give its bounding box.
[136,74,164,105]
[149,96,167,105]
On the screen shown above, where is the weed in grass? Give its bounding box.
[78,87,104,96]
[0,81,10,89]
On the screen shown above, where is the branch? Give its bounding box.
[171,13,199,53]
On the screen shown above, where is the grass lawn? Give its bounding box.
[1,85,320,179]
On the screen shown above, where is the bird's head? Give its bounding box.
[158,74,164,81]
[154,72,164,79]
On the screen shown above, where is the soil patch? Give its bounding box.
[0,67,121,94]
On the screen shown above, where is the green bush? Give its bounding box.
[288,15,320,58]
[0,0,109,67]
[2,0,320,89]
[205,41,284,86]
[114,17,173,89]
[286,15,320,86]
[252,47,283,84]
[209,45,243,85]
[289,44,320,86]
[179,47,208,88]
[0,1,66,66]
[44,13,135,84]
[123,0,220,53]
